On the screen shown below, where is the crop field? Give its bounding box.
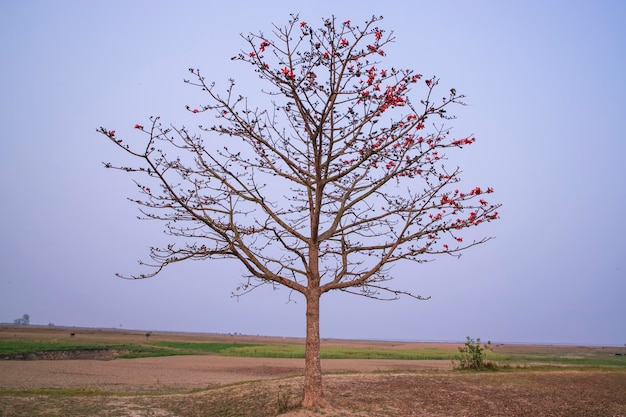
[1,325,625,416]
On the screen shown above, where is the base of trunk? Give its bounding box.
[301,393,330,409]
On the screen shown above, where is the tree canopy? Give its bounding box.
[98,14,500,408]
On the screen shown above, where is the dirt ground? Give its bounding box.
[0,354,450,392]
[1,327,625,416]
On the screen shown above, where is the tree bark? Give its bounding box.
[301,289,328,408]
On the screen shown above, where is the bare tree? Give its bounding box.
[98,15,500,408]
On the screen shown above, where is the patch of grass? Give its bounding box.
[0,387,107,397]
[148,340,261,354]
[0,340,98,355]
[220,344,466,360]
[0,339,178,359]
[497,354,626,367]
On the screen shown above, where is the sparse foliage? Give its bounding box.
[455,336,496,370]
[98,15,501,407]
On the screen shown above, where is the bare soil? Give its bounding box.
[0,354,451,392]
[1,326,625,416]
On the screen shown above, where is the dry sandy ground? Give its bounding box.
[0,355,450,392]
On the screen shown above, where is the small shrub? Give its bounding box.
[276,387,295,414]
[455,336,497,370]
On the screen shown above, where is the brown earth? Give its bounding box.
[0,354,451,392]
[1,326,625,416]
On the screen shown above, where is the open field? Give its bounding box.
[1,325,625,416]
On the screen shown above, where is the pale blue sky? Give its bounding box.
[1,1,624,345]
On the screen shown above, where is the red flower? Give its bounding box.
[343,20,351,26]
[280,67,295,79]
[259,41,270,52]
[340,38,349,47]
[134,124,143,129]
[249,52,256,58]
[192,109,199,113]
[443,244,448,249]
[145,187,150,193]
[456,237,463,242]
[375,30,382,40]
[300,21,307,28]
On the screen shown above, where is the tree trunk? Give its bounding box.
[301,290,328,408]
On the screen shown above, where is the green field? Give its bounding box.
[1,326,625,367]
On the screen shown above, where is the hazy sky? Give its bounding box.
[1,1,624,346]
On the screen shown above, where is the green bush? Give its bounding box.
[455,336,497,370]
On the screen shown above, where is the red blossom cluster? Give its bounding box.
[469,186,492,195]
[367,44,385,55]
[367,66,378,82]
[382,84,406,107]
[281,67,296,80]
[451,137,475,146]
[429,212,442,221]
[339,157,357,165]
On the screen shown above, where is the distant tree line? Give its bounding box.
[13,314,30,326]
